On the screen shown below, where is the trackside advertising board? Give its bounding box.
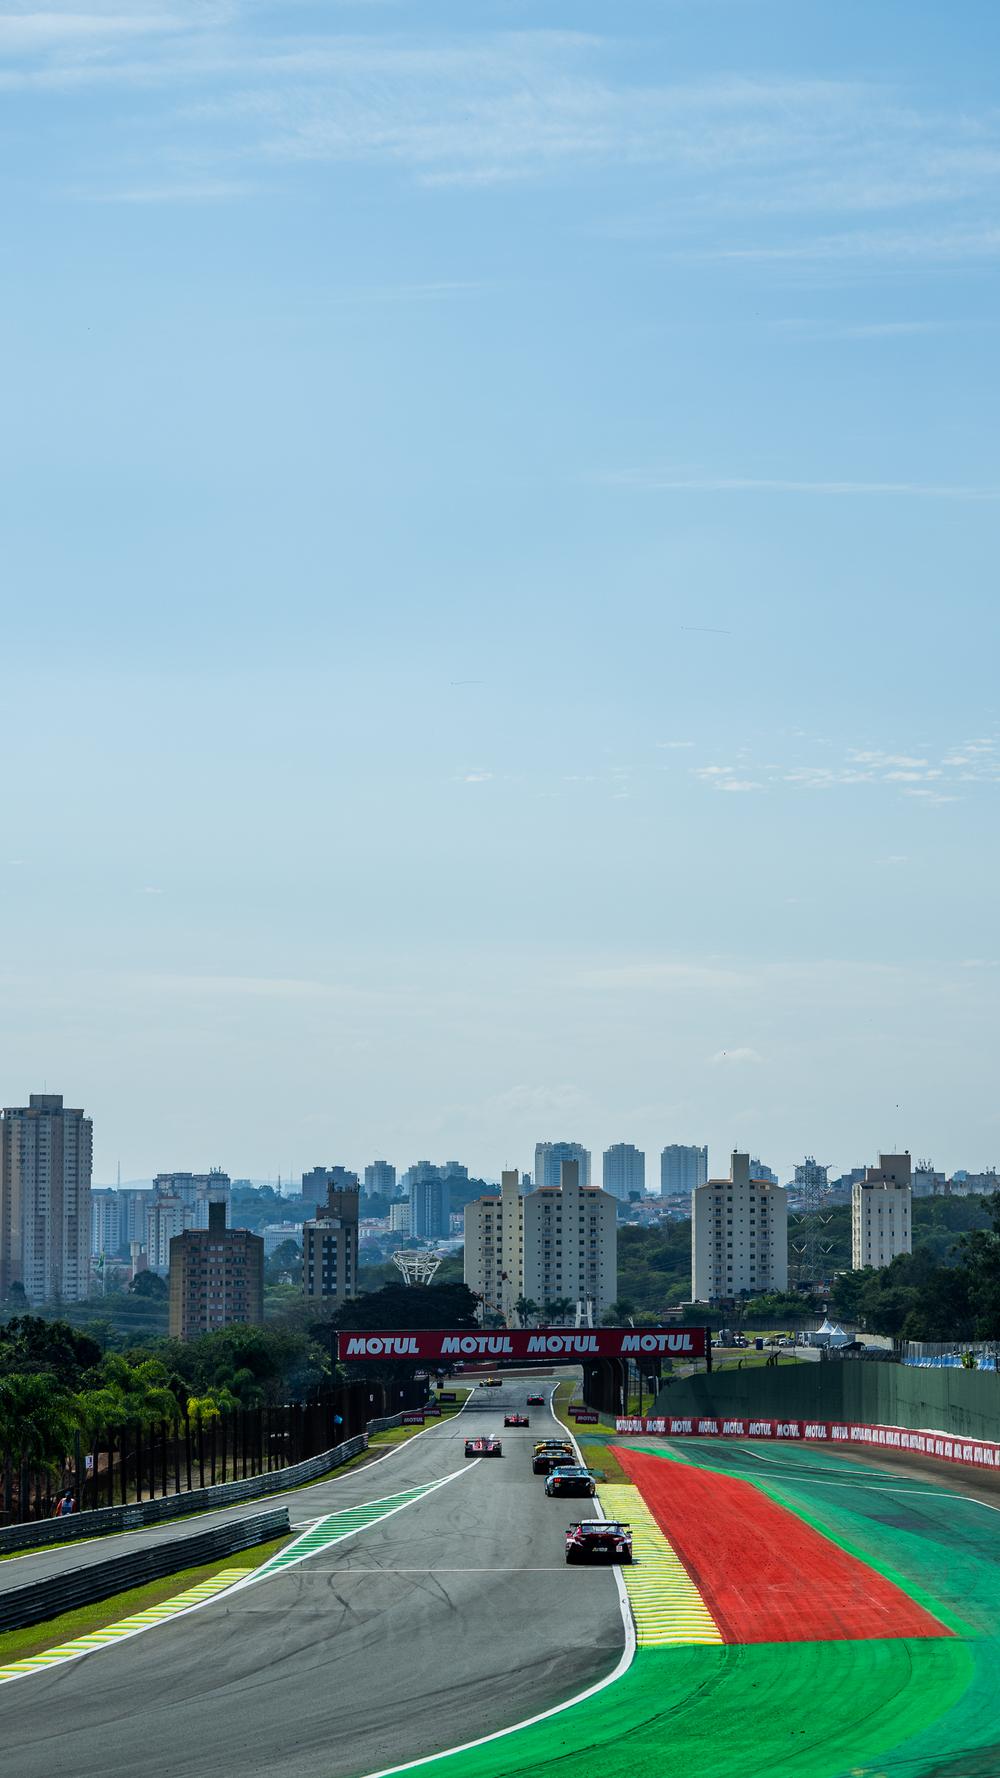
[615,1416,1000,1472]
[336,1327,708,1362]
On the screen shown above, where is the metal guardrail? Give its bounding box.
[365,1414,405,1434]
[0,1434,367,1556]
[0,1506,289,1634]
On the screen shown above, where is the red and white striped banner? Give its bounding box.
[614,1416,1000,1471]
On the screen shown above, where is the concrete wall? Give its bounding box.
[652,1362,1000,1442]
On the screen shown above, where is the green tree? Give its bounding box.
[0,1315,102,1385]
[128,1271,168,1299]
[514,1296,539,1327]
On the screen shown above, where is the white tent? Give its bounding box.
[811,1318,851,1348]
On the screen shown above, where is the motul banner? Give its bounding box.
[337,1326,708,1362]
[614,1416,1000,1471]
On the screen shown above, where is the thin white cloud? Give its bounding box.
[615,473,1000,500]
[460,770,493,784]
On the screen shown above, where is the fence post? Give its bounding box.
[184,1412,193,1493]
[197,1413,205,1489]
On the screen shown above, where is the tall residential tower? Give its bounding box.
[0,1093,93,1306]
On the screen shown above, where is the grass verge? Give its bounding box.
[2,1532,291,1664]
[552,1379,630,1484]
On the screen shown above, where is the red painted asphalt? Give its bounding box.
[611,1445,951,1645]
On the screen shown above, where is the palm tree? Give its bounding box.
[544,1297,575,1325]
[514,1296,538,1328]
[0,1373,80,1470]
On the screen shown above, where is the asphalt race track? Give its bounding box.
[0,1382,624,1778]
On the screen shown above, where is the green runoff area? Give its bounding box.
[369,1433,1000,1778]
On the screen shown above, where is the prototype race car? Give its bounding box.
[526,1393,544,1406]
[544,1465,596,1498]
[504,1412,530,1427]
[465,1436,503,1458]
[481,1377,502,1387]
[565,1521,633,1564]
[532,1441,576,1475]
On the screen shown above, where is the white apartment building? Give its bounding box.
[465,1161,617,1322]
[691,1150,788,1302]
[852,1153,912,1268]
[603,1143,645,1201]
[146,1193,196,1273]
[0,1094,93,1305]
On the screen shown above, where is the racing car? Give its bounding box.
[526,1393,544,1406]
[481,1376,502,1387]
[465,1435,503,1458]
[544,1465,596,1498]
[504,1412,530,1427]
[532,1440,576,1475]
[565,1520,632,1564]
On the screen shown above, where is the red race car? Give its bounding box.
[465,1436,503,1458]
[565,1520,633,1564]
[526,1393,544,1406]
[504,1412,530,1427]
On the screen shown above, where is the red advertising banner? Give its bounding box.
[401,1411,425,1424]
[614,1416,1000,1473]
[337,1326,708,1362]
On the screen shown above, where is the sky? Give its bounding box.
[1,0,999,1188]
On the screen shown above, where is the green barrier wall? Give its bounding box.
[650,1362,1000,1440]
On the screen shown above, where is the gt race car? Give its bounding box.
[481,1377,502,1387]
[544,1465,596,1498]
[565,1521,633,1564]
[526,1393,544,1406]
[465,1436,503,1458]
[532,1442,576,1475]
[504,1412,530,1427]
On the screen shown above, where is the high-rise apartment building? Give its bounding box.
[153,1170,231,1229]
[168,1200,264,1339]
[389,1201,411,1234]
[91,1189,122,1257]
[363,1161,397,1200]
[0,1094,93,1306]
[464,1172,521,1321]
[465,1161,617,1322]
[146,1193,195,1272]
[302,1183,360,1302]
[534,1142,591,1190]
[691,1151,788,1302]
[602,1143,645,1201]
[301,1165,359,1210]
[660,1144,708,1195]
[409,1172,451,1239]
[852,1153,912,1269]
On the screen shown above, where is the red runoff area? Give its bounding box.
[612,1445,951,1646]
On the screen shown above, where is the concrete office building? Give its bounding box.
[660,1144,708,1195]
[168,1200,264,1339]
[466,1162,617,1323]
[534,1141,591,1190]
[302,1182,360,1302]
[0,1094,93,1306]
[603,1143,645,1201]
[691,1151,788,1302]
[363,1161,396,1199]
[852,1153,913,1269]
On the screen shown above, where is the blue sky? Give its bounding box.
[2,0,998,1186]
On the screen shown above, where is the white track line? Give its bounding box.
[0,1464,479,1688]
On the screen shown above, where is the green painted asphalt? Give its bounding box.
[355,1439,1000,1778]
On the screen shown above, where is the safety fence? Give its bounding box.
[615,1415,1000,1473]
[0,1433,367,1555]
[0,1505,289,1633]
